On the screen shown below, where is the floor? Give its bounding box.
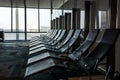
[0,40,29,80]
[0,40,105,80]
[68,75,105,80]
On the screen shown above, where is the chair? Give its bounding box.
[24,29,119,80]
[30,30,59,47]
[30,29,53,42]
[30,30,66,51]
[30,29,61,45]
[77,29,120,80]
[29,29,81,57]
[28,30,74,56]
[27,29,99,66]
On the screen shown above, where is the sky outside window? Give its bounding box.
[0,7,11,31]
[0,7,50,32]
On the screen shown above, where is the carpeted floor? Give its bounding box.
[0,40,29,80]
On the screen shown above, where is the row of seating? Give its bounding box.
[24,29,120,80]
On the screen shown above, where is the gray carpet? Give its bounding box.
[0,41,29,80]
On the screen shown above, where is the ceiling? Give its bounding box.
[0,0,109,10]
[61,0,109,10]
[0,0,67,8]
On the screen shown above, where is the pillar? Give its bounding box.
[84,1,90,39]
[67,13,71,29]
[76,8,80,29]
[72,8,77,29]
[109,0,117,29]
[89,1,96,29]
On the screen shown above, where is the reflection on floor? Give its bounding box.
[68,75,104,80]
[0,40,29,80]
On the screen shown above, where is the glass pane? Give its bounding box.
[27,8,38,32]
[4,33,16,40]
[81,11,85,29]
[40,9,50,32]
[99,11,108,29]
[13,8,16,32]
[27,33,46,40]
[99,11,102,28]
[13,8,25,32]
[0,7,11,31]
[52,9,62,19]
[19,33,25,40]
[19,8,25,32]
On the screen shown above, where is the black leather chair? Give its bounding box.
[30,29,58,46]
[24,29,119,80]
[30,30,66,51]
[27,29,99,66]
[77,29,120,80]
[30,29,53,42]
[29,29,81,57]
[30,30,61,47]
[28,30,74,57]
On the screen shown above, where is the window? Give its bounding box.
[13,8,25,32]
[99,11,108,29]
[52,9,62,20]
[0,7,11,31]
[80,11,85,29]
[0,7,50,40]
[27,8,38,32]
[40,9,50,32]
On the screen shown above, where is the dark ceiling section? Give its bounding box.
[0,0,109,10]
[60,0,85,10]
[0,0,67,9]
[12,0,24,8]
[61,0,109,11]
[98,0,109,11]
[0,0,11,7]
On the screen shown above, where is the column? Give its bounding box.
[67,13,71,29]
[89,1,96,29]
[109,0,117,29]
[107,0,117,79]
[56,18,59,29]
[60,16,63,29]
[76,8,80,29]
[65,13,68,30]
[84,1,90,39]
[72,8,77,29]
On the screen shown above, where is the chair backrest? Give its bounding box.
[68,29,100,60]
[45,29,52,36]
[52,30,62,41]
[48,29,58,39]
[56,29,66,41]
[56,29,74,48]
[87,29,120,62]
[51,30,66,45]
[85,29,100,41]
[101,29,120,45]
[60,29,81,53]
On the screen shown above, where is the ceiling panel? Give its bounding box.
[0,0,109,10]
[61,0,109,11]
[0,0,11,7]
[0,0,67,8]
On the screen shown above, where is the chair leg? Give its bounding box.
[87,71,92,80]
[105,66,111,80]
